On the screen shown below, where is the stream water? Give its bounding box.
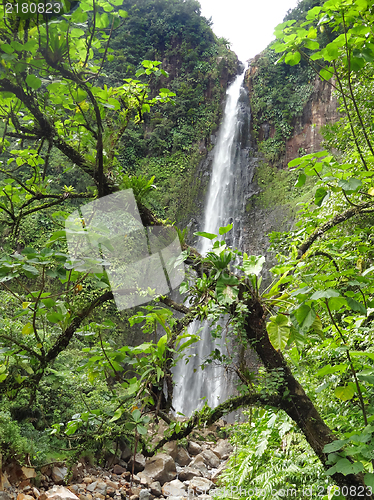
[173,68,253,416]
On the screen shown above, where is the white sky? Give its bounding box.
[198,0,300,62]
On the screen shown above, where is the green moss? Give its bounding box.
[133,147,206,225]
[251,161,316,214]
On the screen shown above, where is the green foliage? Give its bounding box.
[1,1,374,495]
[0,410,31,462]
[247,48,315,164]
[105,0,239,222]
[217,409,325,500]
[0,0,238,465]
[119,174,157,205]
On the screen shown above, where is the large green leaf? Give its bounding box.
[364,473,374,489]
[310,315,324,338]
[317,363,347,377]
[25,74,42,90]
[216,274,239,305]
[315,187,328,206]
[293,304,316,332]
[267,314,290,350]
[22,264,39,278]
[323,439,349,453]
[334,385,355,401]
[334,458,362,475]
[328,296,347,311]
[346,297,366,315]
[310,289,340,300]
[319,66,334,80]
[351,351,374,361]
[243,255,265,276]
[218,223,233,235]
[338,178,362,193]
[285,51,301,66]
[22,322,33,335]
[47,312,64,323]
[194,231,217,240]
[295,172,306,187]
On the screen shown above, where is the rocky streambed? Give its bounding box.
[1,438,234,500]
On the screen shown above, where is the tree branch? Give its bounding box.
[142,392,281,457]
[298,201,374,258]
[45,290,114,363]
[159,296,190,314]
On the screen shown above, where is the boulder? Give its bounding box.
[40,466,52,477]
[106,481,119,489]
[4,462,30,484]
[161,480,186,497]
[211,459,229,482]
[138,473,152,488]
[45,486,80,500]
[212,440,233,460]
[113,465,126,475]
[1,472,11,489]
[188,478,213,494]
[129,487,141,497]
[150,482,162,497]
[94,482,107,496]
[128,454,146,474]
[51,467,68,485]
[175,448,191,467]
[16,495,34,500]
[177,467,202,482]
[21,468,36,480]
[86,482,97,493]
[188,455,209,477]
[163,442,178,460]
[121,445,133,462]
[83,478,92,485]
[143,454,176,485]
[139,490,151,500]
[201,450,220,469]
[187,442,201,456]
[0,493,11,500]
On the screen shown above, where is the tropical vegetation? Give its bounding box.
[0,1,374,500]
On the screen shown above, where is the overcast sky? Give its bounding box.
[198,0,300,62]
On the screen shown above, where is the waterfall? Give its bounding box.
[173,68,254,416]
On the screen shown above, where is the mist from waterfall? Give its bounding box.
[173,68,253,416]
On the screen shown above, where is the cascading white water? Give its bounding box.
[173,68,253,416]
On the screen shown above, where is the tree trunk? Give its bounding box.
[244,297,373,500]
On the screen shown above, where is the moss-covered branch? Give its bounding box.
[142,392,282,457]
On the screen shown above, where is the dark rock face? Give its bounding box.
[284,77,340,165]
[244,65,340,168]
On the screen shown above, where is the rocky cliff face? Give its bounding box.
[245,62,340,167]
[284,77,340,164]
